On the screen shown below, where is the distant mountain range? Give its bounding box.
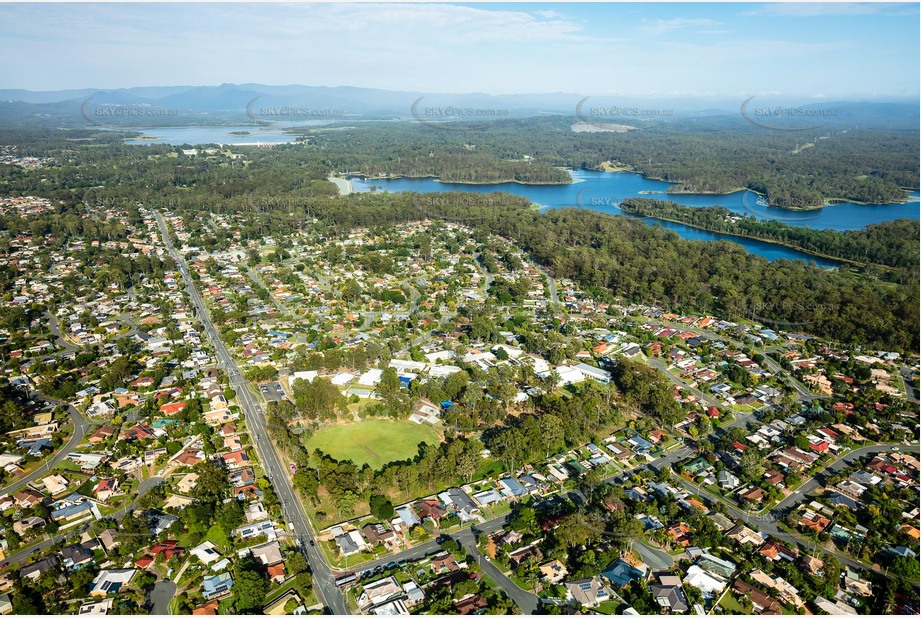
[0,83,916,129]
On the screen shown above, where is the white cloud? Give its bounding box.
[639,17,722,36]
[743,3,910,17]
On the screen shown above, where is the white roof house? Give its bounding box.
[359,368,384,386]
[191,541,222,565]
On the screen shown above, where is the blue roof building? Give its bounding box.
[203,572,234,599]
[498,477,527,497]
[602,559,646,588]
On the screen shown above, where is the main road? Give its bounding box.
[155,211,348,615]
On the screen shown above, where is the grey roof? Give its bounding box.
[335,533,361,555]
[439,488,477,513]
[650,584,689,613]
[499,477,527,496]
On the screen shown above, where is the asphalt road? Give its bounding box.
[116,476,166,520]
[900,366,919,404]
[646,357,725,410]
[156,211,349,615]
[631,540,674,570]
[651,319,821,401]
[1,476,164,571]
[530,263,558,305]
[247,267,293,318]
[148,579,176,615]
[46,312,78,352]
[454,526,541,614]
[338,514,543,614]
[0,397,90,497]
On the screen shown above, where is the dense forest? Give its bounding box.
[619,198,920,276]
[0,127,917,352]
[1,120,918,207]
[296,117,918,206]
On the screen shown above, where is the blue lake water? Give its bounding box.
[350,170,919,267]
[123,124,318,145]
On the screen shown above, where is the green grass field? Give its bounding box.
[304,419,440,469]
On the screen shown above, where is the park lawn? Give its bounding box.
[304,419,439,470]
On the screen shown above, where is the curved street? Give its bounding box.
[0,397,90,497]
[671,443,920,578]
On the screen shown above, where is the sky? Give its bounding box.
[0,2,918,99]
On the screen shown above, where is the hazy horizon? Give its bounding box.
[0,2,918,99]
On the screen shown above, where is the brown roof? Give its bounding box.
[741,487,766,501]
[432,552,460,572]
[733,580,781,614]
[192,601,219,615]
[454,595,488,615]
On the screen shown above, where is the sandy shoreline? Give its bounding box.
[328,175,352,196]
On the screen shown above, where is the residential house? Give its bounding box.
[507,544,542,568]
[414,500,447,522]
[93,478,119,502]
[539,560,569,584]
[650,574,690,614]
[191,541,222,565]
[202,573,234,600]
[90,569,135,596]
[760,539,797,562]
[334,530,366,556]
[42,474,70,496]
[177,473,199,494]
[602,559,646,588]
[732,580,781,614]
[250,541,283,568]
[431,551,460,573]
[565,577,610,608]
[78,599,113,615]
[12,516,45,536]
[362,523,397,548]
[98,529,119,552]
[87,426,117,445]
[683,565,727,595]
[454,595,488,615]
[357,576,404,612]
[20,556,59,580]
[739,487,766,503]
[61,543,95,571]
[728,524,764,547]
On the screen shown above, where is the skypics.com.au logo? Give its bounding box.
[82,188,181,211]
[741,298,840,331]
[740,97,839,132]
[574,189,631,212]
[410,97,509,131]
[575,97,673,131]
[245,97,345,122]
[410,192,508,222]
[81,95,181,129]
